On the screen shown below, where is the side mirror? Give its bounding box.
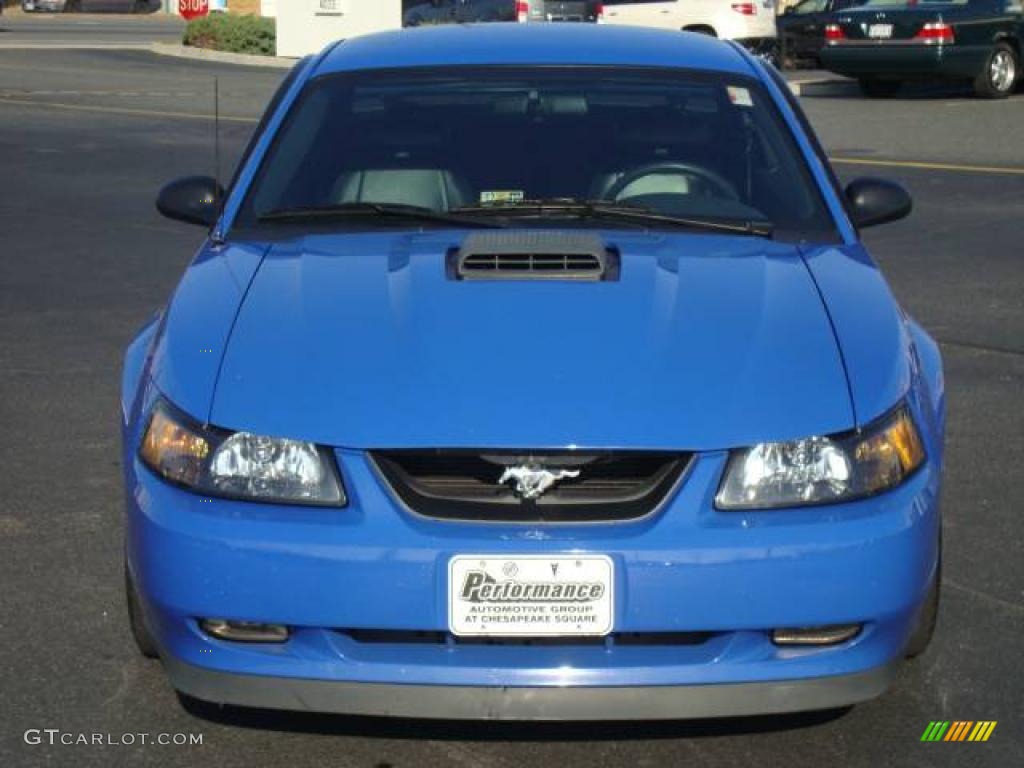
[156,176,225,228]
[783,6,795,14]
[844,177,912,228]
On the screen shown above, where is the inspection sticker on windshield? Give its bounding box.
[449,555,614,637]
[726,86,753,108]
[480,190,525,205]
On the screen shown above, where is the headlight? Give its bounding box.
[139,401,346,506]
[716,406,925,510]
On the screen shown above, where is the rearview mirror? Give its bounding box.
[844,177,912,228]
[156,176,225,228]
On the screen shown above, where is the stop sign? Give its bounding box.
[179,0,209,21]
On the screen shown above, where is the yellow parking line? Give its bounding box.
[0,96,258,124]
[831,156,1024,176]
[2,94,1023,176]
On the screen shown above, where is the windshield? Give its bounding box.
[237,67,836,239]
[791,0,831,13]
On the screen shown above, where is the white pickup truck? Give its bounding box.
[601,0,778,61]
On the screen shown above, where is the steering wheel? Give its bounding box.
[604,162,740,203]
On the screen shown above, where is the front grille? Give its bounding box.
[372,450,690,522]
[343,630,715,647]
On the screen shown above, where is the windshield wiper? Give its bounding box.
[258,202,506,229]
[452,199,773,237]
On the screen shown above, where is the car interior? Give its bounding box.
[245,72,829,232]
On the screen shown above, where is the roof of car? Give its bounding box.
[314,24,757,78]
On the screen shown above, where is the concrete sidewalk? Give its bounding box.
[149,41,295,69]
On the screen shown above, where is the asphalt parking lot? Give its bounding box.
[0,26,1022,768]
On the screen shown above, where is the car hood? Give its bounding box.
[209,231,853,450]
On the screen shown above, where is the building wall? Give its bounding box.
[228,0,260,14]
[277,0,402,57]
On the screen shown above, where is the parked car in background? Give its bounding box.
[602,0,778,60]
[22,0,157,11]
[404,0,603,26]
[821,0,1023,98]
[778,0,865,66]
[21,0,65,10]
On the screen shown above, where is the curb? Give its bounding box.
[149,42,296,70]
[788,77,857,97]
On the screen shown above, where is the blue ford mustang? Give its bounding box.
[122,24,945,720]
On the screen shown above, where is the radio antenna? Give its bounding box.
[210,76,225,243]
[214,76,222,206]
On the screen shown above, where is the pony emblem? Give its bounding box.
[498,465,580,500]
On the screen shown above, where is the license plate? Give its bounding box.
[448,555,614,637]
[868,24,894,39]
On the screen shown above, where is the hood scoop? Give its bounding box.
[449,231,618,281]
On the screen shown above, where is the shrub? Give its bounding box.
[183,14,276,57]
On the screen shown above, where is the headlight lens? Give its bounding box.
[140,401,345,506]
[716,407,925,510]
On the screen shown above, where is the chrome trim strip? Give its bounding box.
[826,39,948,48]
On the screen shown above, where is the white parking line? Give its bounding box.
[0,43,156,49]
[0,95,257,123]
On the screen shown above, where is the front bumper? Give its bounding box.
[821,43,989,80]
[165,653,898,720]
[126,440,941,717]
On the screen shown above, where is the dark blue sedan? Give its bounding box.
[122,24,944,720]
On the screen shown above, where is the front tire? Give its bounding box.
[905,547,941,658]
[974,42,1018,99]
[125,563,159,659]
[858,79,902,98]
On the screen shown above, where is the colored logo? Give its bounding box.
[921,721,997,742]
